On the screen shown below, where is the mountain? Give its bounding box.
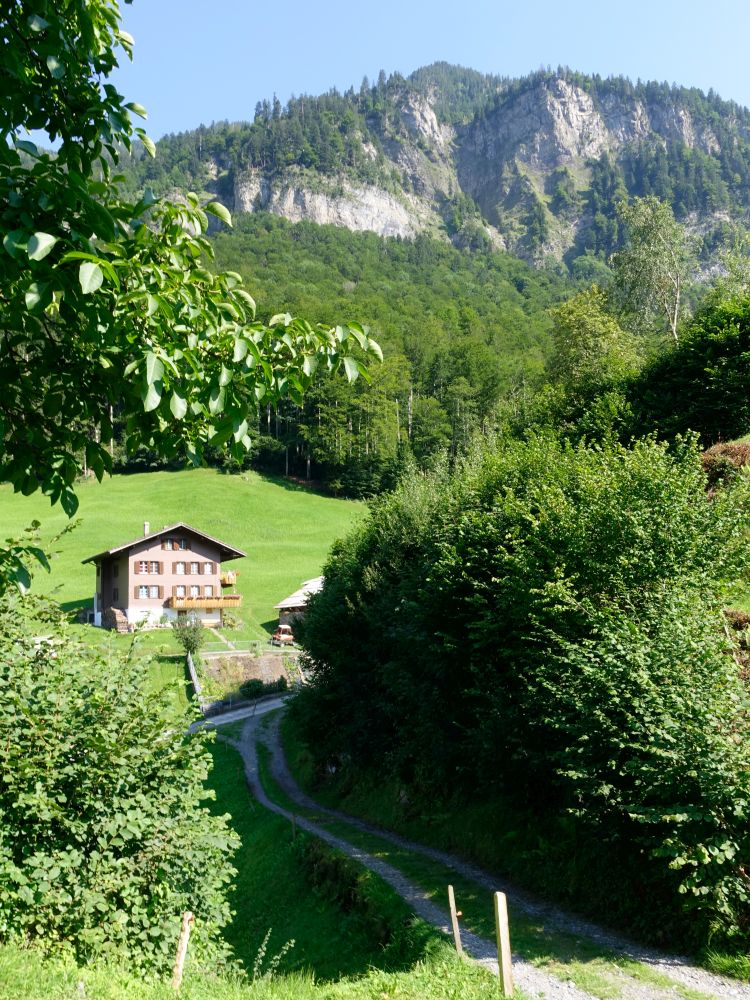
[121,63,750,267]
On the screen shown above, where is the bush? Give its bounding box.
[172,615,206,657]
[239,676,288,700]
[0,595,238,971]
[296,434,750,946]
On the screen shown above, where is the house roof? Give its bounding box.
[82,522,247,564]
[274,576,324,610]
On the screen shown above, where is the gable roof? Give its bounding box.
[274,576,324,610]
[82,522,246,565]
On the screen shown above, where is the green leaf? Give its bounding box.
[3,230,28,258]
[204,201,232,227]
[79,262,103,294]
[269,312,291,327]
[208,385,226,415]
[233,338,248,363]
[142,382,162,412]
[60,489,79,517]
[125,102,148,119]
[27,232,57,261]
[302,355,319,378]
[10,564,32,594]
[15,139,38,157]
[234,289,256,316]
[139,132,156,158]
[368,337,384,362]
[25,282,49,312]
[144,352,164,386]
[170,392,187,420]
[343,355,360,382]
[46,54,65,79]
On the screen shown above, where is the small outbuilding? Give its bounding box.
[274,576,324,627]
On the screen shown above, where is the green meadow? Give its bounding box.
[0,468,364,643]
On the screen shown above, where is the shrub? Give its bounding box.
[239,676,288,700]
[296,434,750,946]
[172,615,206,657]
[0,595,238,971]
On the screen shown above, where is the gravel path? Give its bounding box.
[234,713,599,1000]
[251,711,750,1000]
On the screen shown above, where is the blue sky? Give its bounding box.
[113,0,750,141]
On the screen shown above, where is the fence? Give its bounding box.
[186,651,208,715]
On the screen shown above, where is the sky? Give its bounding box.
[112,0,750,141]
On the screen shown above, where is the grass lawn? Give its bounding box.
[0,468,364,642]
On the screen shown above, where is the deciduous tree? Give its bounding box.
[610,195,695,343]
[0,0,379,533]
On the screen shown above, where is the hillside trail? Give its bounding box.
[232,711,750,1000]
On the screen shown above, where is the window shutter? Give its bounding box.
[133,586,139,599]
[158,586,163,599]
[172,561,177,573]
[133,561,139,575]
[158,561,163,574]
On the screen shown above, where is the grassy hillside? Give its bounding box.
[0,468,363,641]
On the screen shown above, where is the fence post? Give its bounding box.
[171,910,194,991]
[493,892,513,997]
[447,884,463,955]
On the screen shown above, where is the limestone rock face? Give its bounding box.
[215,72,748,262]
[233,168,435,239]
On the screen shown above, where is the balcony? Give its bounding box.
[167,594,243,611]
[220,571,239,587]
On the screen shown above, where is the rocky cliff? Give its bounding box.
[131,65,750,266]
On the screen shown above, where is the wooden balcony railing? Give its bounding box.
[167,595,242,611]
[220,571,238,587]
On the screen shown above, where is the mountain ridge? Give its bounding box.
[123,63,750,267]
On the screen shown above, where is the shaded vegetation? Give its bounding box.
[294,434,750,949]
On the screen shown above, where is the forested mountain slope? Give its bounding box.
[206,215,570,494]
[121,63,750,266]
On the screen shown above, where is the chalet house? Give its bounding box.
[83,522,246,631]
[274,576,324,626]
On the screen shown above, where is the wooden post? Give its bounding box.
[493,892,513,997]
[171,911,194,991]
[447,884,463,956]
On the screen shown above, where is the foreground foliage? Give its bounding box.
[1,0,376,594]
[295,435,750,946]
[0,595,237,970]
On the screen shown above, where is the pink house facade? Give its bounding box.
[83,522,246,630]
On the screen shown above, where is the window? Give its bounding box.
[162,538,175,551]
[149,585,160,599]
[175,561,186,575]
[113,563,119,578]
[189,584,200,597]
[190,561,200,575]
[179,538,188,550]
[138,585,148,599]
[204,585,214,597]
[175,585,186,598]
[113,588,119,602]
[136,560,161,574]
[204,561,213,575]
